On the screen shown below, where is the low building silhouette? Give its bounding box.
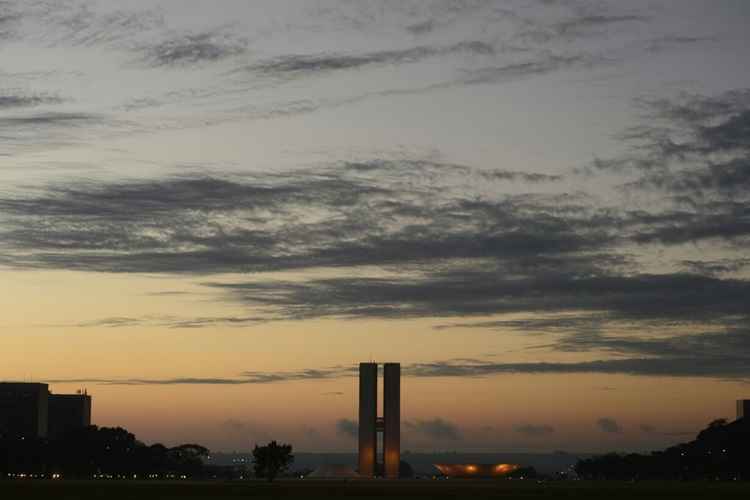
[0,383,49,438]
[49,391,92,438]
[0,382,91,439]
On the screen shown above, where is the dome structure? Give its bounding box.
[433,463,521,478]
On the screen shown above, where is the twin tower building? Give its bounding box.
[358,362,400,479]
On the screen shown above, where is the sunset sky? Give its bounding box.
[2,0,750,454]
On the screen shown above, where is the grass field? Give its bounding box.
[2,480,750,499]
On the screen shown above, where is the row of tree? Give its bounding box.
[0,425,294,481]
[576,418,750,480]
[0,426,208,478]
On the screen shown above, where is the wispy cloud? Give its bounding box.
[335,419,358,439]
[596,417,621,434]
[209,271,750,324]
[0,160,576,276]
[0,91,64,108]
[140,31,248,67]
[30,1,165,48]
[45,365,355,386]
[514,423,555,436]
[0,1,22,41]
[68,315,268,329]
[589,89,750,191]
[642,35,716,53]
[405,19,435,35]
[553,15,647,39]
[2,150,747,336]
[0,111,132,154]
[404,355,750,379]
[43,340,750,386]
[405,418,461,441]
[580,89,750,252]
[0,111,99,127]
[244,41,494,80]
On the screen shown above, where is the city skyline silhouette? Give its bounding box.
[1,0,750,456]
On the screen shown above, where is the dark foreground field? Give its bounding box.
[2,480,750,500]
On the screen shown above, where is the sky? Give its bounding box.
[1,0,750,454]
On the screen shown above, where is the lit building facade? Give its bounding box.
[358,362,400,479]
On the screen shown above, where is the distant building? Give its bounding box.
[737,400,750,420]
[358,362,400,479]
[49,392,91,438]
[0,383,49,438]
[0,382,91,439]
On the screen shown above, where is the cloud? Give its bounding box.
[681,259,750,276]
[31,2,165,48]
[140,31,248,67]
[435,315,606,333]
[513,8,647,45]
[405,20,434,35]
[69,315,269,329]
[220,419,271,444]
[553,327,750,359]
[244,41,494,79]
[44,365,355,386]
[597,417,621,434]
[335,419,358,439]
[626,204,750,246]
[222,418,250,432]
[0,111,125,154]
[0,1,21,40]
[73,317,143,328]
[405,350,750,379]
[238,367,355,384]
[514,423,555,436]
[374,52,609,93]
[302,426,320,439]
[1,78,748,386]
[480,170,562,183]
[0,161,584,277]
[209,271,750,325]
[553,15,647,38]
[0,92,64,108]
[0,112,99,127]
[42,341,750,385]
[3,158,746,338]
[405,418,461,441]
[586,89,750,244]
[639,423,655,434]
[642,35,716,53]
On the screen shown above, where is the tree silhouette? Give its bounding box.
[252,441,293,482]
[575,417,750,480]
[0,425,210,478]
[168,444,209,476]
